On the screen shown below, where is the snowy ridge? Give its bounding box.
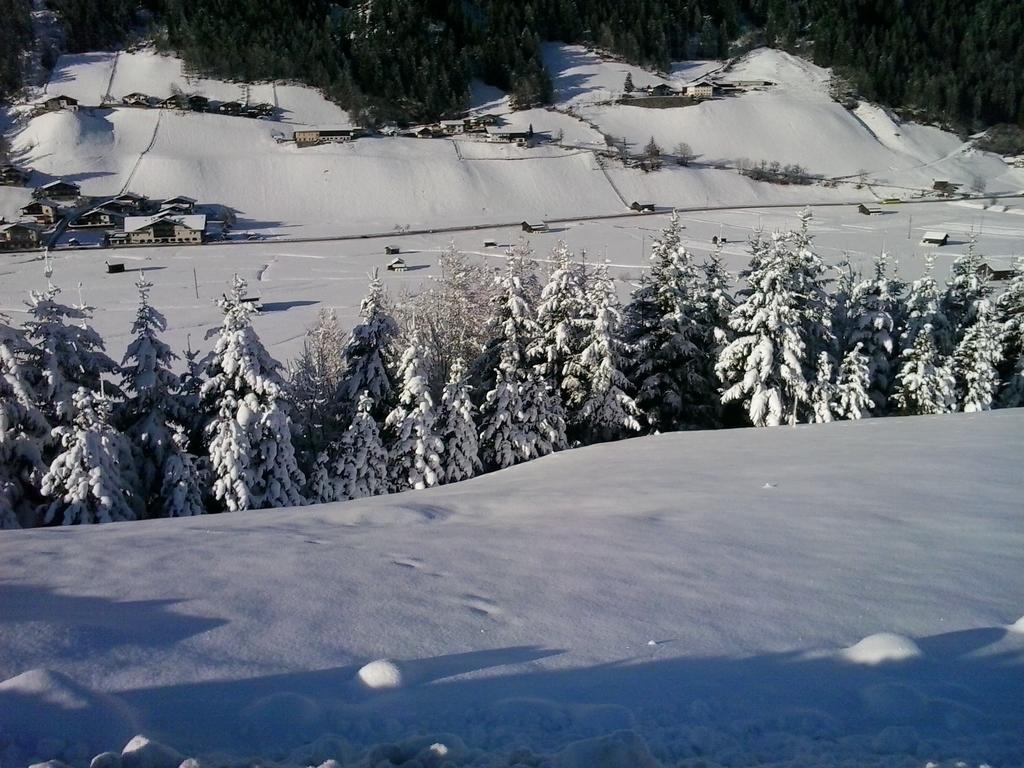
[1,410,1022,766]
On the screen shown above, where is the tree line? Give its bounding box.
[2,215,1022,528]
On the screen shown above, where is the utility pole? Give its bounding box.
[907,215,912,240]
[193,267,200,300]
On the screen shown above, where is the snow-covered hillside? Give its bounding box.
[1,411,1022,767]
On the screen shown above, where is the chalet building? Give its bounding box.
[109,192,148,211]
[648,84,678,97]
[187,95,210,112]
[932,180,960,195]
[440,119,465,135]
[521,221,548,233]
[69,206,125,229]
[486,125,534,146]
[161,94,189,110]
[122,92,151,107]
[386,257,408,272]
[159,195,197,212]
[630,201,656,213]
[1,164,30,186]
[0,222,42,250]
[218,101,242,116]
[921,231,949,246]
[686,81,716,99]
[117,213,207,246]
[34,179,81,201]
[464,114,499,132]
[241,103,274,118]
[20,199,61,226]
[412,126,440,138]
[977,262,1016,282]
[293,128,361,147]
[43,95,79,112]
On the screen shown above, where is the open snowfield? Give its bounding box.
[1,411,1022,766]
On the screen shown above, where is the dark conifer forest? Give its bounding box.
[2,0,1022,130]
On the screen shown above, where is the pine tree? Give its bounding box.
[385,331,444,491]
[306,449,337,504]
[623,72,635,93]
[942,238,991,349]
[340,273,399,421]
[716,215,834,427]
[41,388,140,525]
[624,212,711,431]
[810,351,835,423]
[158,423,206,517]
[333,392,389,501]
[534,241,587,400]
[437,358,480,484]
[289,308,346,463]
[575,261,641,443]
[695,245,735,425]
[23,284,118,425]
[892,325,956,415]
[834,343,873,420]
[953,303,1003,412]
[119,275,182,513]
[0,318,49,528]
[996,259,1024,407]
[202,275,305,511]
[846,254,899,411]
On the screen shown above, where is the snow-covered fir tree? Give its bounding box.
[437,358,481,484]
[624,212,713,431]
[996,259,1024,407]
[23,284,118,425]
[0,318,49,528]
[202,275,305,511]
[340,273,399,421]
[953,302,1003,412]
[574,260,642,443]
[534,241,588,400]
[289,308,346,466]
[695,245,736,424]
[41,387,140,525]
[942,238,991,349]
[385,331,444,491]
[715,214,834,426]
[119,275,183,513]
[834,343,873,420]
[477,248,565,469]
[158,423,206,517]
[176,339,209,453]
[810,352,836,423]
[333,391,389,500]
[892,324,956,415]
[845,254,900,412]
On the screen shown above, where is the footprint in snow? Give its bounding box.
[461,593,503,618]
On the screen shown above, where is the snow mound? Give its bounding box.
[840,633,924,665]
[239,692,325,747]
[120,735,182,768]
[357,659,403,690]
[553,730,659,768]
[1009,616,1024,633]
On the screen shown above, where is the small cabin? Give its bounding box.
[161,94,189,110]
[857,203,882,215]
[630,201,656,213]
[105,261,125,274]
[43,95,78,112]
[69,206,124,229]
[483,240,498,247]
[109,192,148,210]
[977,262,1016,282]
[386,257,408,272]
[160,195,197,212]
[648,84,677,97]
[122,92,151,107]
[384,245,401,255]
[0,164,30,186]
[218,101,242,116]
[187,95,210,112]
[921,231,949,246]
[932,180,960,196]
[34,179,80,201]
[521,221,548,233]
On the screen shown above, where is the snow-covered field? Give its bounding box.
[1,411,1022,766]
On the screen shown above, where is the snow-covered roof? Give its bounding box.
[124,213,206,233]
[0,221,39,233]
[39,180,79,190]
[161,195,197,205]
[922,231,948,240]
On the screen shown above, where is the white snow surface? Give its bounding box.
[1,411,1022,767]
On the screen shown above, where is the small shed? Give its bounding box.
[521,221,548,233]
[386,257,408,272]
[630,201,656,213]
[384,245,401,255]
[977,262,1016,282]
[921,231,949,246]
[483,240,498,247]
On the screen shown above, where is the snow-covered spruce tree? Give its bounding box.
[437,358,481,484]
[41,387,140,525]
[477,247,566,470]
[942,238,991,349]
[158,423,206,517]
[995,258,1024,407]
[333,392,389,501]
[810,352,836,424]
[23,284,118,425]
[892,324,956,415]
[695,245,736,424]
[623,211,713,431]
[845,253,900,412]
[340,273,399,422]
[834,343,873,420]
[574,260,642,443]
[385,331,444,492]
[715,214,835,427]
[289,308,347,472]
[953,302,1003,412]
[202,275,305,511]
[119,275,183,513]
[176,340,209,453]
[0,318,49,528]
[534,241,588,400]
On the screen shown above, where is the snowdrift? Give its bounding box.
[1,411,1022,766]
